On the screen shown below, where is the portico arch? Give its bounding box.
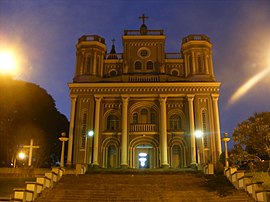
[101,137,120,168]
[129,136,159,168]
[168,137,188,168]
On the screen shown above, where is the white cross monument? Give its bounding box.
[23,139,40,167]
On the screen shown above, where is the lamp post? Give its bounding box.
[59,132,69,167]
[84,130,94,164]
[195,130,203,170]
[222,132,230,168]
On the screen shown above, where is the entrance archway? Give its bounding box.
[129,137,159,168]
[135,144,153,168]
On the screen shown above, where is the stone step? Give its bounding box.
[36,172,254,202]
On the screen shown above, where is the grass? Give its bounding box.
[245,172,270,189]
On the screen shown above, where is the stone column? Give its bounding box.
[184,54,188,77]
[93,96,102,167]
[191,52,196,74]
[67,96,77,166]
[100,53,104,77]
[159,95,169,168]
[187,94,196,165]
[204,52,209,74]
[121,96,129,168]
[93,51,97,75]
[211,94,222,156]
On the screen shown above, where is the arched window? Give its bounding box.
[146,61,154,70]
[202,110,208,147]
[133,113,138,124]
[107,115,119,130]
[189,55,192,70]
[169,115,182,131]
[135,61,142,70]
[110,70,117,77]
[85,56,92,74]
[141,109,148,123]
[81,111,87,148]
[171,70,179,76]
[197,55,203,73]
[150,112,156,124]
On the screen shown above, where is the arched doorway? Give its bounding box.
[171,145,181,168]
[107,145,117,168]
[135,144,153,168]
[168,137,187,168]
[129,137,159,169]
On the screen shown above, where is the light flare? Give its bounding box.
[0,50,18,76]
[229,66,270,105]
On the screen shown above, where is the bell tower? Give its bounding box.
[181,35,215,81]
[74,35,106,82]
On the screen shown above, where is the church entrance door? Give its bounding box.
[134,144,153,169]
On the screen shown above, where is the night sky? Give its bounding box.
[1,0,270,146]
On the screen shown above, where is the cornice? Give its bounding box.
[69,82,220,95]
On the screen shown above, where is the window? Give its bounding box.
[81,111,87,148]
[107,115,119,130]
[135,61,142,70]
[85,56,92,74]
[170,115,182,130]
[171,70,178,76]
[150,112,155,124]
[140,50,148,57]
[110,70,117,77]
[198,55,203,73]
[141,109,148,123]
[133,113,138,124]
[146,61,154,70]
[202,110,208,147]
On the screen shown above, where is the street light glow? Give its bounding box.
[88,130,94,137]
[0,50,17,76]
[195,130,203,138]
[18,152,26,159]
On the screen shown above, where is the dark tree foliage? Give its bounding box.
[0,76,69,167]
[229,112,270,169]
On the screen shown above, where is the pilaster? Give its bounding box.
[211,93,222,157]
[93,95,102,166]
[159,95,169,168]
[67,95,77,166]
[121,96,129,168]
[187,94,196,165]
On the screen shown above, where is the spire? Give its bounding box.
[139,14,148,35]
[107,38,118,59]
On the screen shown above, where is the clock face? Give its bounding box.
[138,48,150,58]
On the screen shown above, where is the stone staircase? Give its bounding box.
[36,170,254,202]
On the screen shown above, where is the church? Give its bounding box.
[67,15,222,169]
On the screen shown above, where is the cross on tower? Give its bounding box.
[139,14,148,24]
[111,38,116,45]
[23,139,40,167]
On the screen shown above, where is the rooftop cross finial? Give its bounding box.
[111,38,116,45]
[139,14,148,25]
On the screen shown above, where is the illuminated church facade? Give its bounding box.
[67,15,222,169]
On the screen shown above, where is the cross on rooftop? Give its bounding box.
[111,38,116,45]
[23,139,40,167]
[139,14,148,24]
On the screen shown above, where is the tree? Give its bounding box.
[229,112,270,169]
[0,76,69,167]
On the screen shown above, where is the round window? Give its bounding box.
[138,48,150,58]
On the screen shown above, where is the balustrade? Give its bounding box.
[130,124,158,132]
[129,75,160,82]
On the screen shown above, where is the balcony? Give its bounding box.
[130,124,158,132]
